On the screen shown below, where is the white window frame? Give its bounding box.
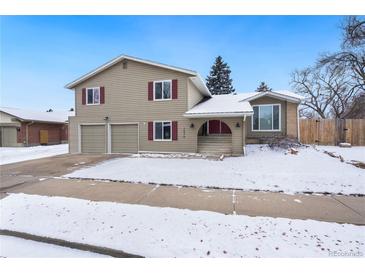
[86,87,100,105]
[153,121,172,141]
[251,104,281,132]
[153,80,172,101]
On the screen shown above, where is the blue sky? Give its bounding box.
[1,16,343,110]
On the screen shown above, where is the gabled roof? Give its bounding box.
[184,94,253,118]
[240,90,303,103]
[65,54,211,97]
[0,107,74,124]
[184,90,302,118]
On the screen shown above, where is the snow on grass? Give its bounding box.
[0,144,68,165]
[1,193,363,258]
[317,145,365,162]
[65,145,365,195]
[0,235,108,258]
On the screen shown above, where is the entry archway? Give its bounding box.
[197,120,232,155]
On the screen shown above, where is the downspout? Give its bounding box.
[242,115,247,155]
[25,121,34,146]
[297,105,300,142]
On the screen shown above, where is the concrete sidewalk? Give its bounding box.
[4,177,365,225]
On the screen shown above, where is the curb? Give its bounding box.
[0,229,143,258]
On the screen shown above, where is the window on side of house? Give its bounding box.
[87,87,100,105]
[154,80,171,100]
[252,104,281,131]
[154,121,171,141]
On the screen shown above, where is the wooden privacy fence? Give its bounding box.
[299,119,365,146]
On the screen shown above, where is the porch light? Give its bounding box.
[104,116,109,121]
[190,123,194,128]
[236,122,240,128]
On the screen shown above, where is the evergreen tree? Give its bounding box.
[255,82,272,92]
[206,56,235,95]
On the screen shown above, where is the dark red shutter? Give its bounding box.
[148,82,153,100]
[148,122,153,140]
[172,79,178,99]
[172,121,178,140]
[100,86,105,104]
[82,88,86,105]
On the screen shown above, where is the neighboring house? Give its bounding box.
[0,107,74,147]
[65,55,302,156]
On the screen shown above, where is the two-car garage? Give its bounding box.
[80,124,138,153]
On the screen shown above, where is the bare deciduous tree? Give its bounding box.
[292,16,364,118]
[291,65,354,118]
[319,16,365,92]
[343,91,365,118]
[342,16,365,48]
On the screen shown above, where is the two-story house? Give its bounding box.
[66,55,302,156]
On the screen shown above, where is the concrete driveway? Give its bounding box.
[1,154,364,225]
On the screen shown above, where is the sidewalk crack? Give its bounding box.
[330,196,364,218]
[136,184,160,203]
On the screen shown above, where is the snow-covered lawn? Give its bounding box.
[0,144,68,165]
[65,145,365,195]
[317,145,365,162]
[0,235,108,258]
[1,194,363,258]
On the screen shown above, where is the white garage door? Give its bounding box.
[81,125,106,153]
[110,124,138,153]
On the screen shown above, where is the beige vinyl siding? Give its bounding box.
[286,102,298,138]
[81,125,106,153]
[187,78,204,109]
[245,96,286,143]
[245,96,299,143]
[0,112,20,124]
[68,116,79,153]
[110,124,138,153]
[69,59,207,154]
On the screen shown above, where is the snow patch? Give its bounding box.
[0,144,68,165]
[65,145,365,195]
[1,193,363,258]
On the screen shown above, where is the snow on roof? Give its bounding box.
[184,90,302,117]
[0,107,74,123]
[184,94,253,118]
[239,90,304,103]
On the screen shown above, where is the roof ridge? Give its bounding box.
[65,54,198,89]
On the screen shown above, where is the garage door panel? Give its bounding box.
[111,124,138,153]
[1,127,17,147]
[81,125,106,153]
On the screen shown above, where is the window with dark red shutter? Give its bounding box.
[148,122,153,140]
[172,121,178,140]
[148,82,153,101]
[172,79,178,99]
[100,86,105,104]
[82,88,86,105]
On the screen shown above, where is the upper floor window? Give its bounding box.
[154,80,171,100]
[87,87,100,105]
[252,104,281,131]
